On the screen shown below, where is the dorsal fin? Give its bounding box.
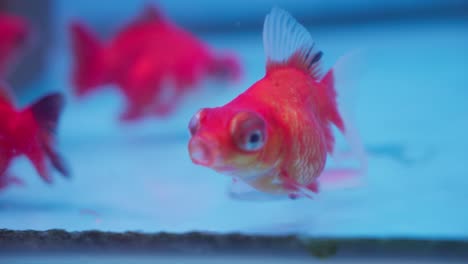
[263,7,323,79]
[136,4,164,23]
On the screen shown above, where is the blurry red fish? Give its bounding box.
[0,14,31,78]
[70,5,242,122]
[0,85,69,190]
[188,8,367,200]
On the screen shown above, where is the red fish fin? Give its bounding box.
[137,4,165,23]
[263,7,323,80]
[30,93,70,178]
[319,69,345,153]
[321,70,344,131]
[69,21,108,97]
[305,181,319,193]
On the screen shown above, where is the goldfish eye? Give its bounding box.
[230,111,266,152]
[189,109,203,135]
[243,129,264,151]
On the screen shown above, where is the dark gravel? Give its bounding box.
[0,229,467,259]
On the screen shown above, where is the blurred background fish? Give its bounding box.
[0,85,69,190]
[0,13,31,80]
[69,4,242,122]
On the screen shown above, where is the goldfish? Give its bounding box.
[0,84,69,190]
[70,5,242,122]
[188,8,367,200]
[0,14,30,79]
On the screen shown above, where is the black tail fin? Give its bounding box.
[30,92,70,178]
[30,93,64,134]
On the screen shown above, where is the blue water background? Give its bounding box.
[0,0,467,239]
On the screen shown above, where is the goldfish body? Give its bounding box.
[188,8,366,199]
[70,6,242,122]
[0,14,30,79]
[0,85,69,190]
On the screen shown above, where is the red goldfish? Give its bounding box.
[188,8,367,200]
[70,6,242,122]
[0,85,69,190]
[0,14,30,78]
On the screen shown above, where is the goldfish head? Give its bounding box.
[0,15,30,73]
[208,52,242,83]
[188,107,280,179]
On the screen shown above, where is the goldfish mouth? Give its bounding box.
[189,136,217,167]
[189,136,240,174]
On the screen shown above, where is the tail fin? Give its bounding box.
[325,51,368,186]
[69,21,108,97]
[333,51,368,168]
[313,52,368,191]
[320,69,346,153]
[30,93,70,179]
